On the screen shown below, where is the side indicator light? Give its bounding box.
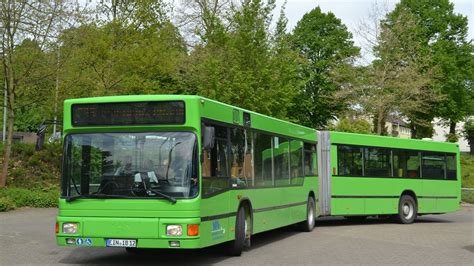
[187,224,199,236]
[333,167,336,175]
[55,222,59,234]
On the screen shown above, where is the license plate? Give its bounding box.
[106,239,137,248]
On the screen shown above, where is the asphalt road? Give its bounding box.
[0,207,473,265]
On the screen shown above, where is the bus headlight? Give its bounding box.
[62,223,78,234]
[166,225,183,236]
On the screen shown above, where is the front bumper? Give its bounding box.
[56,236,202,249]
[56,216,202,249]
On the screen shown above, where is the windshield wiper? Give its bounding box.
[146,189,177,204]
[65,193,131,202]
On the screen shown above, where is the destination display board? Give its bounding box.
[72,101,185,126]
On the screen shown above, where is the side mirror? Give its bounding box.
[203,126,215,150]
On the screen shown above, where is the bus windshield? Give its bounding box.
[63,132,197,200]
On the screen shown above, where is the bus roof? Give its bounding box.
[329,131,458,153]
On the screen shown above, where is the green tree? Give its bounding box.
[463,118,474,154]
[328,118,373,134]
[0,1,71,188]
[345,6,442,137]
[58,1,186,102]
[387,0,474,137]
[289,7,359,128]
[182,0,299,119]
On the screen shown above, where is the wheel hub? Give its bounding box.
[403,202,413,219]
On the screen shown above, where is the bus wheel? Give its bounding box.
[396,195,417,224]
[227,206,250,256]
[298,196,316,232]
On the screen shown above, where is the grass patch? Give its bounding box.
[0,187,59,209]
[461,190,474,204]
[460,153,474,188]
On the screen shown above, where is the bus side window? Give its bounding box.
[290,140,304,185]
[274,137,290,186]
[254,132,273,187]
[446,154,457,180]
[202,124,229,196]
[303,143,317,176]
[393,150,420,178]
[230,128,253,187]
[364,147,391,177]
[422,152,446,179]
[337,145,362,176]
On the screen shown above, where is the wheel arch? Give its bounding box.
[400,190,418,204]
[308,190,315,200]
[238,197,253,234]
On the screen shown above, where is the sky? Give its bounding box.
[275,0,473,62]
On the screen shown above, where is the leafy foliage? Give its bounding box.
[388,0,474,134]
[289,7,359,128]
[182,0,299,119]
[329,118,373,134]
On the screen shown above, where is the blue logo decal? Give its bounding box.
[212,220,220,231]
[85,238,93,246]
[76,238,84,246]
[211,220,225,240]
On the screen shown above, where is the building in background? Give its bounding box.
[386,116,412,139]
[432,118,471,153]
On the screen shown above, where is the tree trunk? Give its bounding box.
[449,121,456,135]
[374,112,387,136]
[1,107,14,188]
[410,123,416,139]
[0,56,15,188]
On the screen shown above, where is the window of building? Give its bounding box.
[337,145,363,176]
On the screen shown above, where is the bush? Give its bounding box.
[461,153,474,189]
[0,188,59,210]
[0,197,16,212]
[461,190,474,204]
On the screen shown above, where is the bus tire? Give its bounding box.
[298,196,316,232]
[396,195,417,224]
[227,206,250,256]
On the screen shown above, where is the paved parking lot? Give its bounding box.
[0,207,473,264]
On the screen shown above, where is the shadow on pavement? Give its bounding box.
[58,226,301,264]
[58,216,452,264]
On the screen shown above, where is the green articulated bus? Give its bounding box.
[317,131,461,224]
[55,95,461,255]
[55,95,319,255]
